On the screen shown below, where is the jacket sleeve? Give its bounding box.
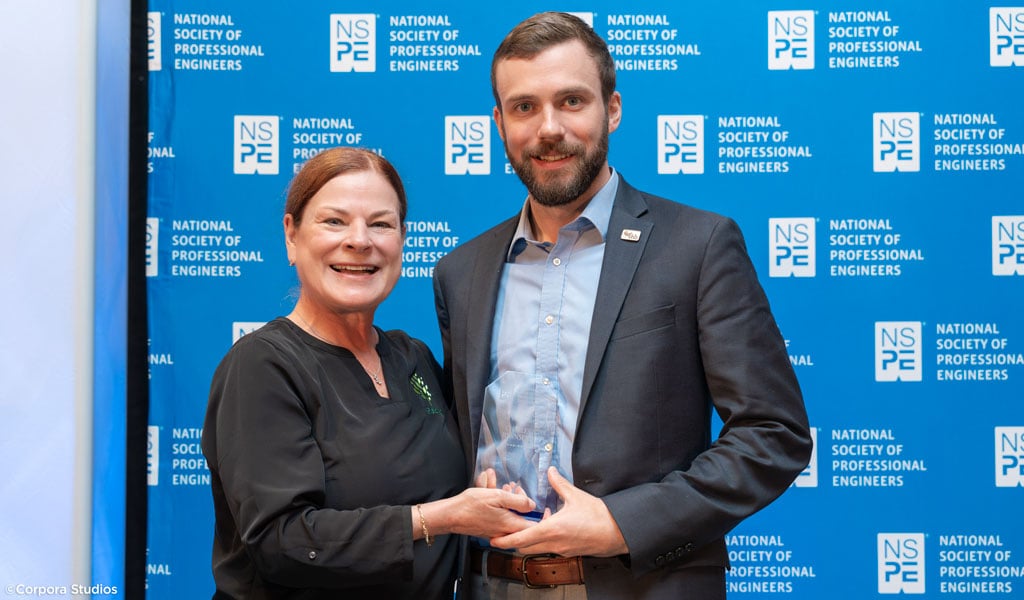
[601,216,812,575]
[203,337,414,589]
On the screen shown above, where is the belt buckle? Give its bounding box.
[520,554,558,589]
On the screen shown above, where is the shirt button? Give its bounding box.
[552,257,562,266]
[544,442,553,452]
[308,551,317,560]
[544,315,554,325]
[542,377,550,385]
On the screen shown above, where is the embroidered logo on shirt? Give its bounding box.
[411,373,442,415]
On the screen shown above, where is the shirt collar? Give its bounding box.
[506,168,619,261]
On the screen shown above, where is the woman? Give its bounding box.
[201,147,534,599]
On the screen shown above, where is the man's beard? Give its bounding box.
[506,123,609,207]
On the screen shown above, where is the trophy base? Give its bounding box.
[512,509,545,522]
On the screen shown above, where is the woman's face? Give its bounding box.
[284,170,405,318]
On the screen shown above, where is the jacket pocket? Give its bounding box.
[609,304,676,341]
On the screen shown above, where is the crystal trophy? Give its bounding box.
[476,372,561,519]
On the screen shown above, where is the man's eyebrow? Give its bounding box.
[503,87,593,105]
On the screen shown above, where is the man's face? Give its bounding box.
[493,40,621,207]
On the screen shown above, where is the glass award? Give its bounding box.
[475,372,561,519]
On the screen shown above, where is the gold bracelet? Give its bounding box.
[416,504,433,547]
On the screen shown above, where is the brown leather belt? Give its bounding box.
[470,547,584,588]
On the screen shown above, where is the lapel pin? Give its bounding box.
[620,229,641,242]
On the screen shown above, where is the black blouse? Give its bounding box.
[202,318,466,599]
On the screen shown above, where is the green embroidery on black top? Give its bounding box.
[411,373,442,415]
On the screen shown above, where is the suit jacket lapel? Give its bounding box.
[579,179,651,423]
[465,217,517,452]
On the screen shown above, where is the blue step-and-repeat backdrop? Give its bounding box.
[144,1,1023,597]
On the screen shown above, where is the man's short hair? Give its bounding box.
[491,12,616,109]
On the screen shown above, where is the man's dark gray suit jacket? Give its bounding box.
[433,176,813,599]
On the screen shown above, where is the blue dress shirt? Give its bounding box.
[477,172,618,514]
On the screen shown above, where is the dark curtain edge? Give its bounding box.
[126,0,150,597]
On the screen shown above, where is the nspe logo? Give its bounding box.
[148,12,162,71]
[878,533,925,594]
[146,217,159,277]
[232,321,267,344]
[330,14,376,72]
[566,12,595,27]
[991,8,1024,67]
[657,115,703,175]
[445,116,490,175]
[793,427,818,487]
[769,217,815,277]
[992,215,1024,275]
[147,425,160,486]
[995,426,1024,487]
[768,11,815,70]
[234,116,279,175]
[875,321,922,382]
[873,112,919,172]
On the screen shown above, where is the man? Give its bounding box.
[433,12,812,599]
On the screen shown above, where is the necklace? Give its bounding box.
[366,365,384,387]
[293,312,385,388]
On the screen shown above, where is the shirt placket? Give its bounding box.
[532,230,576,508]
